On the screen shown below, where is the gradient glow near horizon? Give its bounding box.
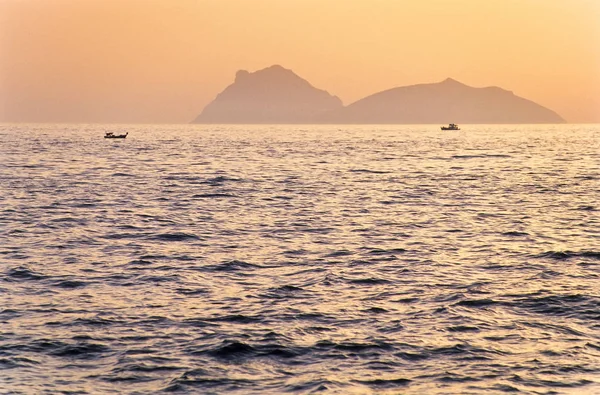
[1,0,598,124]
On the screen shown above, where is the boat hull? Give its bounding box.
[104,132,128,138]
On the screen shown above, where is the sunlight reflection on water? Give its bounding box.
[1,124,599,394]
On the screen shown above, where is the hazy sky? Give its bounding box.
[1,0,599,123]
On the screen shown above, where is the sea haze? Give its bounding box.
[1,124,599,394]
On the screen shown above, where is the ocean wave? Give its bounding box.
[511,294,600,319]
[451,154,512,159]
[536,250,600,260]
[5,266,47,281]
[355,377,411,388]
[347,277,391,285]
[191,193,236,198]
[200,175,243,185]
[204,260,263,272]
[349,169,394,174]
[151,232,201,241]
[50,279,89,289]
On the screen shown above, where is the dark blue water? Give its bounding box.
[1,124,599,394]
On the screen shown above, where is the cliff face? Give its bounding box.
[192,65,343,124]
[319,78,565,124]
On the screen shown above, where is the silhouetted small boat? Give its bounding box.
[104,132,128,139]
[441,123,460,130]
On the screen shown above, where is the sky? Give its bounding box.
[1,0,599,123]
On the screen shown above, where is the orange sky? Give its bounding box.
[1,0,598,123]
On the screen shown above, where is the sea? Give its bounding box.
[1,124,599,394]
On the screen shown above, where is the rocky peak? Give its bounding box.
[193,65,343,124]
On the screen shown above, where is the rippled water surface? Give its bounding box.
[1,124,600,394]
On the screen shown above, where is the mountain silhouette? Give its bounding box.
[319,78,565,124]
[192,67,565,124]
[192,65,343,124]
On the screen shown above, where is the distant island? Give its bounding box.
[192,65,565,124]
[193,65,343,124]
